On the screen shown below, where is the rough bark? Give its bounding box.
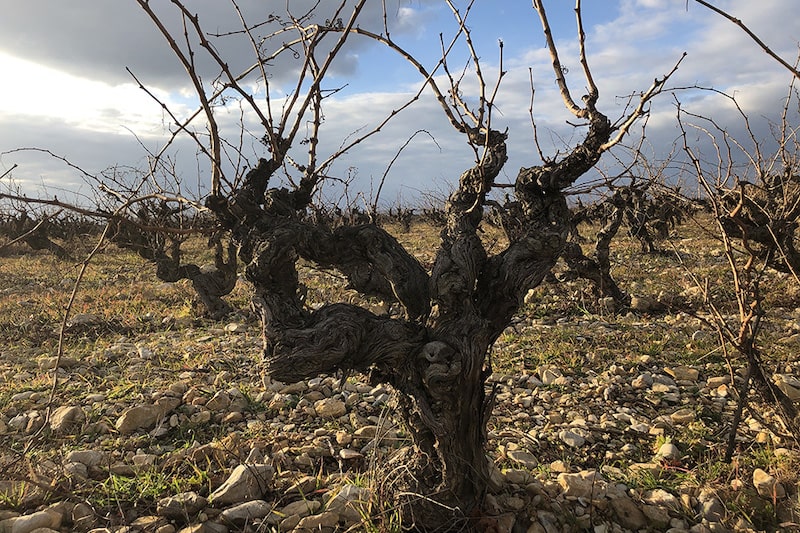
[129,1,677,527]
[720,214,800,274]
[110,219,237,319]
[477,110,613,333]
[209,113,615,530]
[5,214,73,261]
[186,237,238,320]
[562,195,630,306]
[623,189,658,254]
[718,174,800,275]
[402,128,508,524]
[24,230,73,261]
[217,133,506,526]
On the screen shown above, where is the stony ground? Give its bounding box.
[1,219,799,533]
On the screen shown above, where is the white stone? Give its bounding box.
[558,429,586,448]
[210,464,274,505]
[353,425,378,439]
[506,450,538,469]
[773,374,800,401]
[132,453,158,467]
[176,522,228,533]
[631,373,653,389]
[557,471,606,499]
[157,492,208,519]
[286,476,319,495]
[752,468,786,499]
[279,381,307,394]
[325,484,371,523]
[525,375,544,389]
[642,488,681,510]
[296,511,339,530]
[67,313,101,327]
[652,383,673,393]
[313,398,346,418]
[6,509,61,533]
[219,500,272,523]
[137,346,155,359]
[664,366,700,382]
[697,488,725,523]
[224,322,244,333]
[280,499,321,517]
[670,408,695,424]
[71,502,96,530]
[63,461,88,479]
[190,411,211,424]
[539,365,563,386]
[115,404,163,434]
[706,376,730,388]
[245,447,264,464]
[64,450,106,467]
[205,392,231,411]
[610,494,647,531]
[10,391,34,402]
[155,396,182,413]
[523,289,537,305]
[655,442,681,461]
[8,414,29,431]
[339,448,363,460]
[502,495,525,512]
[504,469,534,485]
[631,296,662,312]
[49,405,86,433]
[641,504,670,527]
[278,515,302,531]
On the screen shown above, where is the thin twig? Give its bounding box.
[35,224,114,443]
[0,163,18,181]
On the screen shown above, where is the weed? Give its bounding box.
[0,481,28,509]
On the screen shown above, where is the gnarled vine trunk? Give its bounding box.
[110,219,238,319]
[207,112,614,529]
[562,192,630,306]
[132,1,678,528]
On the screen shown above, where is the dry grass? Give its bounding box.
[0,213,798,530]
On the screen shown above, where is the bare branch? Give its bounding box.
[0,164,17,181]
[262,303,425,383]
[0,192,209,236]
[135,0,223,196]
[527,68,547,162]
[126,67,222,189]
[692,0,800,80]
[532,0,585,118]
[445,0,484,126]
[284,1,367,149]
[229,0,277,149]
[599,53,686,151]
[0,211,56,254]
[574,0,598,103]
[371,130,439,216]
[341,26,466,133]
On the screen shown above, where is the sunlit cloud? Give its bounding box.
[0,1,798,203]
[0,52,192,137]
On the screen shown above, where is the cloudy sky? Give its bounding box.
[0,0,798,207]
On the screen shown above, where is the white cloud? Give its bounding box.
[394,6,433,36]
[0,52,189,137]
[1,0,799,204]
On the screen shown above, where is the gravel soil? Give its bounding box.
[1,223,799,533]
